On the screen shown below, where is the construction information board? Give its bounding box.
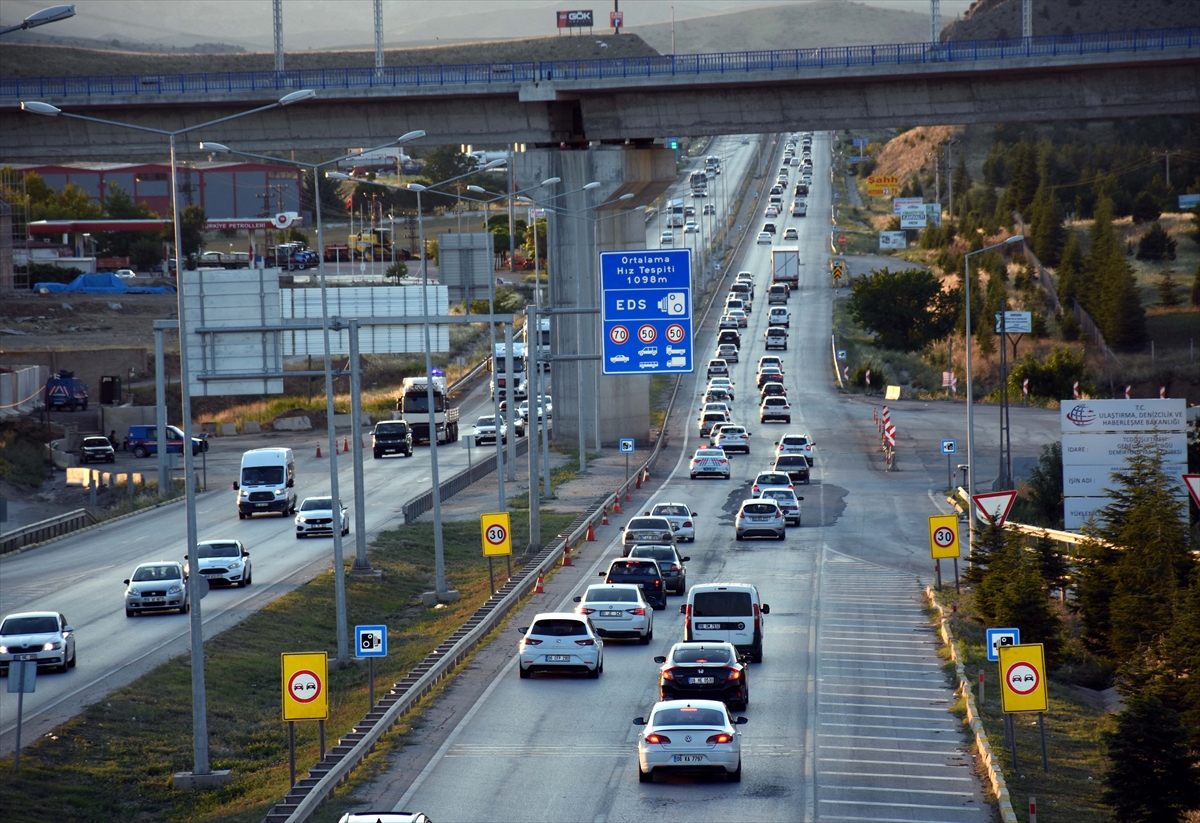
[600,249,693,376]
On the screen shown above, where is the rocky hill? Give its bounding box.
[941,0,1199,41]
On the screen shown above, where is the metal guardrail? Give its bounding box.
[0,508,97,554]
[401,434,532,524]
[4,27,1195,100]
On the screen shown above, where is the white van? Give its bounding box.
[234,448,296,518]
[681,583,771,662]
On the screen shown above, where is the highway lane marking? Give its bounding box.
[818,817,983,823]
[820,744,970,756]
[818,733,958,743]
[820,800,985,813]
[819,685,954,695]
[821,785,980,797]
[819,702,950,713]
[821,722,955,732]
[819,768,975,780]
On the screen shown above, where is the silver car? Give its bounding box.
[185,540,252,587]
[295,496,350,538]
[473,415,507,447]
[735,499,787,541]
[649,502,698,542]
[0,611,76,673]
[760,489,803,526]
[574,584,654,642]
[124,561,188,616]
[621,516,678,556]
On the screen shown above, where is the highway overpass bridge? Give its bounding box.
[0,27,1196,162]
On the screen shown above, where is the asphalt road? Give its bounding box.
[349,132,1068,822]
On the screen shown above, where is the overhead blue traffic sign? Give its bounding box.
[942,439,956,455]
[619,438,635,454]
[601,249,693,375]
[355,624,387,658]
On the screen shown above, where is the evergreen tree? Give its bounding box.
[1074,536,1120,659]
[1028,182,1066,267]
[1095,250,1147,350]
[1002,141,1038,220]
[1135,221,1177,262]
[1032,533,1071,597]
[1156,271,1182,307]
[1096,436,1197,661]
[992,548,1066,666]
[1100,696,1200,823]
[1056,229,1085,303]
[1130,190,1162,224]
[952,153,971,204]
[966,522,1015,618]
[1192,262,1200,308]
[1025,442,1064,529]
[1163,570,1200,750]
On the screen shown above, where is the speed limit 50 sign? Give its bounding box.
[480,512,513,557]
[927,514,960,559]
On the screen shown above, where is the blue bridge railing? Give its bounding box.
[2,26,1195,101]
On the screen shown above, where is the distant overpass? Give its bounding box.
[0,27,1197,161]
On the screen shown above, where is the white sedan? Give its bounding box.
[114,269,137,280]
[518,612,604,678]
[573,584,653,643]
[634,699,747,783]
[295,496,350,538]
[649,502,698,542]
[689,447,730,480]
[756,232,772,245]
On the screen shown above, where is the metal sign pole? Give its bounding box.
[1009,715,1020,772]
[368,658,375,708]
[288,721,296,787]
[935,559,942,592]
[1039,713,1049,772]
[488,557,495,595]
[349,320,370,571]
[954,557,961,594]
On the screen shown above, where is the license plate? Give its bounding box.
[145,598,165,604]
[600,610,623,617]
[255,502,268,507]
[545,654,571,662]
[202,573,220,578]
[696,623,722,630]
[751,516,769,522]
[688,676,716,685]
[671,755,706,763]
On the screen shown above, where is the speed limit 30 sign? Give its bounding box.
[927,514,960,559]
[480,512,513,557]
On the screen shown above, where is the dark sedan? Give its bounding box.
[655,641,749,711]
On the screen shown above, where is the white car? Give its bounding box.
[716,342,739,364]
[660,231,674,245]
[689,447,730,479]
[706,359,729,379]
[718,314,739,330]
[519,398,553,423]
[758,355,785,376]
[634,699,747,783]
[473,415,507,447]
[114,269,137,280]
[764,205,779,217]
[0,611,77,674]
[783,227,799,239]
[768,307,790,328]
[760,396,792,424]
[751,470,794,498]
[574,584,653,643]
[727,309,748,328]
[706,377,736,400]
[714,425,751,454]
[295,496,350,538]
[684,221,699,234]
[756,232,772,245]
[610,354,630,364]
[518,612,604,678]
[184,539,252,588]
[760,488,803,526]
[649,502,697,542]
[776,432,816,459]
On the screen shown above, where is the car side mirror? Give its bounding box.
[232,481,240,490]
[516,627,528,634]
[633,717,647,726]
[63,625,74,633]
[761,604,771,614]
[598,571,607,577]
[123,579,130,585]
[573,596,582,603]
[183,554,188,560]
[679,605,687,614]
[287,479,295,488]
[618,526,625,531]
[242,550,250,557]
[681,556,691,562]
[653,656,667,664]
[735,716,749,725]
[774,442,779,446]
[797,497,804,501]
[643,511,650,516]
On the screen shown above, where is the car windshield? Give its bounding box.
[301,498,333,511]
[777,456,809,467]
[584,587,639,603]
[132,564,181,582]
[673,647,733,664]
[242,466,284,486]
[375,423,407,435]
[1,615,58,634]
[83,437,110,447]
[476,417,496,426]
[693,591,753,616]
[653,707,727,727]
[529,619,588,637]
[653,505,690,517]
[631,547,675,562]
[197,542,240,558]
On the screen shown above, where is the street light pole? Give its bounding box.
[964,234,1024,554]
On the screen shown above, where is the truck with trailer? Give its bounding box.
[397,376,460,445]
[771,247,801,290]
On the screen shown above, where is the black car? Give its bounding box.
[761,222,777,234]
[80,435,116,464]
[716,329,742,350]
[600,558,668,610]
[773,453,811,484]
[628,545,690,594]
[372,420,413,458]
[760,382,787,399]
[655,642,750,711]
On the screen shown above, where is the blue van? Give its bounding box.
[127,425,208,458]
[45,370,88,411]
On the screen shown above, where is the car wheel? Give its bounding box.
[736,532,743,541]
[296,533,304,539]
[68,647,77,668]
[751,646,764,664]
[779,528,787,540]
[373,451,381,459]
[639,766,654,784]
[181,599,189,614]
[519,665,531,679]
[690,473,697,479]
[133,445,148,458]
[126,607,136,617]
[729,760,742,782]
[639,630,652,645]
[108,456,115,463]
[238,511,246,520]
[587,664,600,679]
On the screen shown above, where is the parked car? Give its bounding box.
[517,612,604,678]
[0,611,76,674]
[44,370,88,412]
[127,424,208,458]
[79,435,116,464]
[124,561,188,616]
[295,496,350,538]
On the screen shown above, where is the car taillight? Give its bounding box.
[737,509,745,518]
[752,485,760,493]
[653,580,661,588]
[669,564,680,572]
[707,733,733,744]
[726,668,742,681]
[626,607,646,616]
[684,604,692,633]
[575,638,596,646]
[646,733,671,745]
[523,637,543,645]
[661,667,677,681]
[683,521,693,528]
[578,607,596,615]
[753,603,761,632]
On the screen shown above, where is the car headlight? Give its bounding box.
[275,489,285,495]
[168,585,183,595]
[0,645,8,654]
[43,641,62,651]
[239,489,249,498]
[297,517,308,523]
[127,588,139,597]
[228,560,243,569]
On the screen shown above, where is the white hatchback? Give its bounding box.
[574,584,653,643]
[518,612,604,678]
[714,425,751,454]
[649,502,698,542]
[756,232,772,245]
[635,700,747,783]
[776,432,816,459]
[706,377,735,400]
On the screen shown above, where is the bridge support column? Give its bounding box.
[515,144,675,449]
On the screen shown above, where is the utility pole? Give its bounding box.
[930,0,940,43]
[1157,150,1178,188]
[373,0,384,75]
[1022,0,1032,38]
[272,0,284,72]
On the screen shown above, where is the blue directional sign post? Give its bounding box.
[600,249,693,375]
[354,624,387,708]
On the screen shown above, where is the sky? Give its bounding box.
[1,0,977,50]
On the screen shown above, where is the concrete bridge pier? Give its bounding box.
[515,144,675,449]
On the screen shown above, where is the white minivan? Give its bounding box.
[235,447,296,518]
[681,583,771,662]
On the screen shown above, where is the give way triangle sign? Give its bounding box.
[1184,475,1200,510]
[972,490,1018,526]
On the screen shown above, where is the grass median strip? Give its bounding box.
[0,512,575,823]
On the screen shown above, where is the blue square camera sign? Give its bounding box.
[600,249,693,376]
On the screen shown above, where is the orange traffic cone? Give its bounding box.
[586,522,596,541]
[342,437,350,453]
[601,507,609,525]
[316,443,322,458]
[562,545,573,566]
[635,472,642,489]
[624,485,632,502]
[533,573,545,594]
[613,495,621,514]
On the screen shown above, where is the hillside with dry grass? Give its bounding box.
[941,0,1199,40]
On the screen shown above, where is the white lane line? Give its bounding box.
[818,712,957,724]
[819,745,971,755]
[820,684,950,693]
[820,800,984,813]
[820,770,976,782]
[821,722,956,733]
[821,785,979,797]
[818,733,961,743]
[820,651,942,660]
[819,818,984,823]
[820,694,950,703]
[819,704,951,714]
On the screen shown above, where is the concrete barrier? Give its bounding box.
[274,415,312,431]
[218,422,238,436]
[243,420,262,433]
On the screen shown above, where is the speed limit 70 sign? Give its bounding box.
[480,512,513,557]
[927,514,960,559]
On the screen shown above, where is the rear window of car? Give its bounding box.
[529,619,588,636]
[764,398,788,406]
[584,587,639,603]
[721,427,746,436]
[703,412,726,422]
[694,590,754,616]
[674,647,733,664]
[743,503,778,515]
[782,436,809,446]
[653,505,689,517]
[631,546,675,562]
[762,491,796,505]
[1,615,58,634]
[627,518,669,531]
[757,473,790,485]
[608,562,661,579]
[654,707,727,727]
[776,456,809,468]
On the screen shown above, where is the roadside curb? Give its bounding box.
[926,586,1018,823]
[0,493,191,560]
